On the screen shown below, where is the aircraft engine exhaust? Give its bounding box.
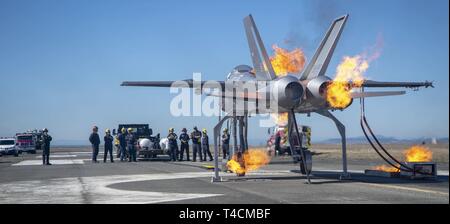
[273,75,304,109]
[306,76,354,109]
[306,76,330,99]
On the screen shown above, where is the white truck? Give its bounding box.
[0,137,19,157]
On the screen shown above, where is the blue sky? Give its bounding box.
[0,0,448,144]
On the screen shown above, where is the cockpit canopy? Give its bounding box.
[233,64,253,73]
[227,64,255,81]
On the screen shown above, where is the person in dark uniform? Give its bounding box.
[155,133,161,149]
[221,128,230,159]
[40,128,52,165]
[117,128,127,161]
[104,129,114,163]
[89,126,100,163]
[202,129,213,161]
[167,128,178,161]
[274,131,281,156]
[190,126,202,162]
[126,128,137,162]
[179,128,190,161]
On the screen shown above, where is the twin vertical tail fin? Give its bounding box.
[300,15,348,80]
[244,14,277,81]
[244,14,348,81]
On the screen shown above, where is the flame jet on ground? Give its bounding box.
[121,14,433,182]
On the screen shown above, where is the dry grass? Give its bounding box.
[251,143,449,164]
[310,143,449,163]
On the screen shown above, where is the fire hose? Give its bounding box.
[359,87,414,172]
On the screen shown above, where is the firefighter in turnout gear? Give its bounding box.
[114,133,120,158]
[104,129,114,163]
[126,128,137,162]
[221,128,230,159]
[40,128,52,165]
[179,128,190,161]
[202,128,213,161]
[167,128,178,161]
[303,126,312,148]
[190,126,202,162]
[117,128,127,161]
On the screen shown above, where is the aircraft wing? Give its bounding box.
[360,80,434,88]
[350,91,405,98]
[347,80,433,98]
[121,80,225,89]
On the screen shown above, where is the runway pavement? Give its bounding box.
[0,147,448,204]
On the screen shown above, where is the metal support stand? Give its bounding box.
[212,115,232,182]
[289,111,311,184]
[316,110,351,180]
[238,116,245,152]
[232,116,237,157]
[243,114,248,151]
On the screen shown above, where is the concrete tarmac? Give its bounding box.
[0,147,448,204]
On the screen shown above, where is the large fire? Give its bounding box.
[270,45,306,76]
[404,145,433,162]
[326,55,368,109]
[372,145,433,172]
[227,149,271,175]
[326,36,383,109]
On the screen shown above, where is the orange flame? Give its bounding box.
[404,145,433,162]
[373,165,400,173]
[270,45,306,76]
[326,55,368,109]
[271,112,288,126]
[371,145,433,172]
[227,158,246,175]
[227,149,271,174]
[269,45,305,124]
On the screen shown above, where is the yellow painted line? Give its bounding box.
[356,182,449,196]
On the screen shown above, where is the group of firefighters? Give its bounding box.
[165,126,230,162]
[37,125,310,165]
[36,125,232,165]
[89,126,135,163]
[89,125,232,163]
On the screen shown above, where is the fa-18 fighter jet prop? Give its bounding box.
[122,14,433,182]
